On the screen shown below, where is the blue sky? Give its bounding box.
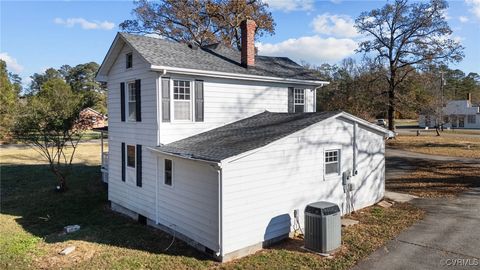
[1,0,479,87]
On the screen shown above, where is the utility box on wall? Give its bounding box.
[304,201,341,254]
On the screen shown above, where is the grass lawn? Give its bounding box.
[386,160,480,198]
[388,134,480,159]
[1,144,424,269]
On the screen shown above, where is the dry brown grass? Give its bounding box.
[387,161,480,198]
[388,134,480,158]
[0,142,106,165]
[221,203,424,270]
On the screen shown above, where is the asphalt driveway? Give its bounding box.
[353,150,480,270]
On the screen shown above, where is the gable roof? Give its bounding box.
[152,111,390,163]
[97,33,328,85]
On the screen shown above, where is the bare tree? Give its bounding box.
[355,0,463,131]
[120,0,275,49]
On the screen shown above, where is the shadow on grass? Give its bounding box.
[0,163,210,261]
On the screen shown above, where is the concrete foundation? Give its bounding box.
[110,201,291,262]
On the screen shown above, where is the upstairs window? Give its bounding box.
[164,159,173,186]
[294,88,305,112]
[126,53,133,69]
[467,115,476,124]
[173,80,192,121]
[127,82,136,121]
[325,149,340,176]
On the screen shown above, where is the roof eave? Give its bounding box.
[147,147,221,165]
[337,112,393,137]
[150,65,330,86]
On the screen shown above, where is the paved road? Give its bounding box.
[353,150,480,270]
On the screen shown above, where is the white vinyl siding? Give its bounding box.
[159,78,316,144]
[155,155,219,251]
[106,43,158,221]
[220,117,385,255]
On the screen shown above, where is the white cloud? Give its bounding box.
[257,35,357,64]
[0,52,24,73]
[330,0,343,4]
[459,16,469,23]
[54,17,115,30]
[264,0,314,12]
[311,13,358,38]
[466,0,480,19]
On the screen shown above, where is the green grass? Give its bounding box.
[1,144,424,269]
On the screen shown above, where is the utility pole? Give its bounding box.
[439,71,445,131]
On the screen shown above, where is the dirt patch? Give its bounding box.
[34,241,101,269]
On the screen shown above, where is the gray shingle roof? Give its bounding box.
[120,33,324,82]
[155,111,341,162]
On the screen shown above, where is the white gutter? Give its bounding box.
[147,147,221,165]
[150,65,330,86]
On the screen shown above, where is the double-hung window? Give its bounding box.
[173,80,192,121]
[294,88,305,112]
[325,149,340,176]
[127,82,136,121]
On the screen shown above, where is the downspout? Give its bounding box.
[353,122,358,176]
[215,164,223,258]
[156,69,167,225]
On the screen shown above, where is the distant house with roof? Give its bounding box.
[419,94,480,129]
[95,20,390,261]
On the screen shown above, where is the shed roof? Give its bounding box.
[154,111,342,162]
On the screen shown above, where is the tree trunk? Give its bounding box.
[50,166,68,192]
[387,83,396,131]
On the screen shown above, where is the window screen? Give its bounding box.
[325,150,340,175]
[164,159,172,186]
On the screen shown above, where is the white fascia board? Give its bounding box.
[150,65,330,86]
[337,112,392,136]
[147,146,221,166]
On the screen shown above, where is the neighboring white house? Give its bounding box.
[419,95,480,129]
[96,20,390,262]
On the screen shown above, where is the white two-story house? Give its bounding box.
[419,95,480,129]
[96,20,390,261]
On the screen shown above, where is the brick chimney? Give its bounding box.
[467,92,472,103]
[241,19,257,68]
